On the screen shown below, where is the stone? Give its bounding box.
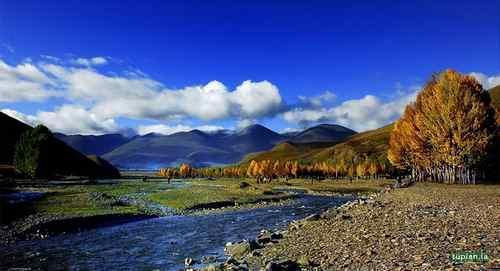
[202,264,222,271]
[265,262,280,271]
[265,260,299,271]
[341,214,352,220]
[239,182,250,189]
[225,240,260,260]
[270,232,283,240]
[296,255,311,266]
[184,257,194,266]
[201,255,217,264]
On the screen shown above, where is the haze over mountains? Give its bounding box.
[56,124,357,169]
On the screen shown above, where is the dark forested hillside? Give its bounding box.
[0,112,120,178]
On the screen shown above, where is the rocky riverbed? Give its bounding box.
[204,183,499,271]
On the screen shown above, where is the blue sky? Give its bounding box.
[0,0,499,135]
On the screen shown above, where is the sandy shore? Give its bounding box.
[241,183,499,270]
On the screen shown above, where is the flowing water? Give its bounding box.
[0,194,352,271]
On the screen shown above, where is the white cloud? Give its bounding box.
[0,60,57,102]
[298,90,336,108]
[283,91,417,132]
[231,80,282,118]
[469,72,500,90]
[2,106,119,135]
[71,56,108,66]
[136,124,224,135]
[38,62,284,121]
[37,105,119,135]
[1,108,40,126]
[6,56,498,135]
[236,119,256,129]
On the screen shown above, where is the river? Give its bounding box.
[0,194,352,271]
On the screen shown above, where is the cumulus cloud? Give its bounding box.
[37,62,283,121]
[469,72,500,90]
[0,60,57,102]
[2,106,119,135]
[71,56,108,66]
[137,124,225,135]
[37,105,119,135]
[283,91,417,132]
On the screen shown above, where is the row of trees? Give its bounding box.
[158,158,389,182]
[158,163,193,180]
[388,70,497,184]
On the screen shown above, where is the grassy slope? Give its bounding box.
[312,124,394,162]
[242,141,339,164]
[241,124,393,164]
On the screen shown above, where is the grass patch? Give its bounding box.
[33,191,140,217]
[148,178,392,210]
[149,180,266,209]
[30,179,173,217]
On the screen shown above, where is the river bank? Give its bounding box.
[1,178,390,244]
[218,183,499,270]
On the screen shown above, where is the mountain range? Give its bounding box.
[54,133,131,156]
[56,124,357,169]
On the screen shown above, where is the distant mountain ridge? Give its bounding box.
[102,124,288,169]
[54,133,131,156]
[290,124,356,143]
[97,123,356,169]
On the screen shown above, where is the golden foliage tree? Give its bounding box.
[179,163,192,178]
[388,70,496,184]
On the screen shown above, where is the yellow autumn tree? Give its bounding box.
[388,70,496,184]
[179,163,192,178]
